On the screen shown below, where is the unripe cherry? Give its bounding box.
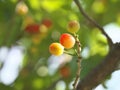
[15,1,28,15]
[60,33,75,49]
[49,43,64,56]
[39,24,48,33]
[67,20,80,33]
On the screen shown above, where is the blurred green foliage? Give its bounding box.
[0,0,120,90]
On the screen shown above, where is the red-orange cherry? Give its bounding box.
[60,66,70,78]
[41,19,52,28]
[60,33,75,49]
[25,24,40,34]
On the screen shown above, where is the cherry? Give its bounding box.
[15,1,28,15]
[67,20,80,33]
[39,24,48,33]
[25,24,40,34]
[60,33,75,49]
[49,43,64,56]
[41,19,52,28]
[60,66,70,78]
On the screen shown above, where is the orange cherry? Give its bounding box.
[60,33,75,49]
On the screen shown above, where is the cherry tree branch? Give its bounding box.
[74,0,113,48]
[76,43,120,90]
[73,33,82,90]
[73,0,120,90]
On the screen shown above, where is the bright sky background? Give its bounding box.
[104,23,120,43]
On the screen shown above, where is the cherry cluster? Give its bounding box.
[49,20,80,56]
[15,1,52,34]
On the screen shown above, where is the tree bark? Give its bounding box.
[76,43,120,90]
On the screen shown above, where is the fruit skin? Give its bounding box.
[15,1,28,15]
[41,19,52,28]
[60,66,70,78]
[49,43,64,56]
[60,33,75,49]
[39,24,48,33]
[67,20,80,33]
[25,24,40,34]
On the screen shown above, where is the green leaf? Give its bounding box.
[41,0,66,12]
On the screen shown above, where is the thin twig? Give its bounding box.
[73,33,82,90]
[74,0,113,48]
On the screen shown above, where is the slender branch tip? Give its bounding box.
[73,0,113,48]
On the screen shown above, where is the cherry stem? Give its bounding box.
[73,33,82,90]
[64,50,75,56]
